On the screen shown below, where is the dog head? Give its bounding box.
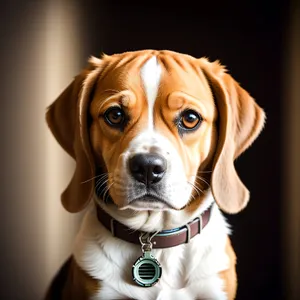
[46,50,265,221]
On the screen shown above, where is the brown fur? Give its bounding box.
[219,238,238,300]
[45,50,265,299]
[45,257,100,300]
[46,50,265,215]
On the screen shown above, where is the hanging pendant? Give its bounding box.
[132,251,162,287]
[132,232,162,287]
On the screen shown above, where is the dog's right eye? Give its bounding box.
[103,106,126,128]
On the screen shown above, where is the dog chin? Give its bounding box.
[125,202,171,211]
[120,196,181,211]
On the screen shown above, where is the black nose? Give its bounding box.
[129,153,167,185]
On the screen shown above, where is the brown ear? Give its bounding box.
[46,57,103,213]
[200,59,266,214]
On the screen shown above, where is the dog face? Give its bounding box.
[89,53,217,211]
[46,50,265,216]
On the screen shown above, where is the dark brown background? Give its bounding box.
[1,0,299,299]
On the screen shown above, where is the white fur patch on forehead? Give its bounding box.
[140,56,162,131]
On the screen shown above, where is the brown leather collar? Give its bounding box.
[96,204,213,249]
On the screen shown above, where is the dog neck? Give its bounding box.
[95,202,213,249]
[94,190,215,232]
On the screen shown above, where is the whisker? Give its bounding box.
[95,176,109,194]
[95,176,108,189]
[96,178,109,195]
[99,183,109,200]
[81,172,112,184]
[187,181,204,198]
[195,175,210,187]
[189,192,196,202]
[103,181,114,203]
[95,178,108,191]
[193,181,208,195]
[187,181,198,193]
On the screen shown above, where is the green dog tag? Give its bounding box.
[132,251,162,287]
[132,231,162,287]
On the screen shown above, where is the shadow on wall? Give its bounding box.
[1,1,85,299]
[282,1,300,299]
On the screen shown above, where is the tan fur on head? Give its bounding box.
[46,50,265,215]
[199,58,266,214]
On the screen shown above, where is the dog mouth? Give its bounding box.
[123,193,179,211]
[94,169,185,211]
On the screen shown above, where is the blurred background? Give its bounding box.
[0,0,299,299]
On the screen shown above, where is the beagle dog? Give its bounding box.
[45,50,265,300]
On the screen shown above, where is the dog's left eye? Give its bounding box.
[103,107,126,128]
[179,109,202,131]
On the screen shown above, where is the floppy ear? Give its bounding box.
[200,59,266,214]
[46,57,104,213]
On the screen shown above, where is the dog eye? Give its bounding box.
[104,107,126,127]
[180,109,202,130]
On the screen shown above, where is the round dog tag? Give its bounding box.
[132,251,162,287]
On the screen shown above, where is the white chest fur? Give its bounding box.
[73,202,230,300]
